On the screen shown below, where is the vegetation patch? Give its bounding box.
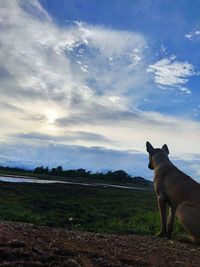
[0,182,184,236]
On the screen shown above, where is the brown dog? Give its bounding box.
[146,141,200,242]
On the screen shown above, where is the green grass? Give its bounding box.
[0,182,184,236]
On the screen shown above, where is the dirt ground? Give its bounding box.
[0,221,200,266]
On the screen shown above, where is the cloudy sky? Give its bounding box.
[1,0,200,180]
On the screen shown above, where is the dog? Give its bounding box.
[146,141,200,243]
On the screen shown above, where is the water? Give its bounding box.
[0,176,92,185]
[0,175,151,191]
[0,176,61,184]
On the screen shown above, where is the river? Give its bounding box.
[0,175,152,191]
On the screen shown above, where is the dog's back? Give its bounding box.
[154,165,200,207]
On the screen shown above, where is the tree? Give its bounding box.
[50,166,63,176]
[33,166,48,175]
[112,170,129,181]
[57,166,63,172]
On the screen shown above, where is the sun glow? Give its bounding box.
[46,110,58,124]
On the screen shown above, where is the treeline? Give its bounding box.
[0,165,151,186]
[0,166,31,173]
[33,166,150,186]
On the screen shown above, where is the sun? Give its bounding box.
[46,110,58,124]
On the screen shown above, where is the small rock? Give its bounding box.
[190,248,197,252]
[61,259,81,267]
[175,260,184,265]
[40,252,56,263]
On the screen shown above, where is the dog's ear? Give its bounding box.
[162,144,169,155]
[146,141,154,154]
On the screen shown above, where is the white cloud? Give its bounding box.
[147,56,196,88]
[185,33,193,40]
[185,30,200,40]
[0,0,152,142]
[179,87,191,94]
[0,2,148,100]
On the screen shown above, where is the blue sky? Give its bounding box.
[0,0,200,180]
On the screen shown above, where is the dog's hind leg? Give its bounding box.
[177,203,200,243]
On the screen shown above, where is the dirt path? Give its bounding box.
[0,221,200,266]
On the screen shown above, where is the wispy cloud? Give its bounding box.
[147,56,196,89]
[185,30,200,40]
[0,0,150,138]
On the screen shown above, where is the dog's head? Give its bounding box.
[146,141,169,170]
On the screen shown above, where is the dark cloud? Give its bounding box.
[56,107,177,129]
[56,108,141,127]
[0,86,47,101]
[0,101,25,113]
[13,132,56,141]
[21,113,47,123]
[11,130,110,143]
[0,67,12,80]
[0,141,150,177]
[0,102,46,123]
[1,140,200,180]
[75,131,109,141]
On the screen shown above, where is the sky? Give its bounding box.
[0,0,200,180]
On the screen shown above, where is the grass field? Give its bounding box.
[0,182,184,236]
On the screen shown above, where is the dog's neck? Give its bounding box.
[153,153,174,172]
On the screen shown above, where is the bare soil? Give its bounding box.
[0,221,200,266]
